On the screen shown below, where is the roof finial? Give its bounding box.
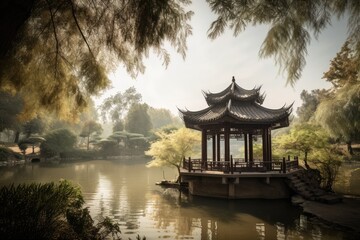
[232,76,235,83]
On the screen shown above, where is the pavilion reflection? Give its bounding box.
[145,188,340,240]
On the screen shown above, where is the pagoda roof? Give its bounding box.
[179,77,292,130]
[204,77,264,105]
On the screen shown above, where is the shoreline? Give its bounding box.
[294,195,360,235]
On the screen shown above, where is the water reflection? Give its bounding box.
[0,158,355,239]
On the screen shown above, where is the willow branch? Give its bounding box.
[46,0,59,77]
[69,0,95,59]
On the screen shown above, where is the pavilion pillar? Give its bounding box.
[212,134,216,161]
[249,133,253,163]
[217,133,221,161]
[244,133,248,163]
[268,129,272,165]
[201,129,207,165]
[224,126,230,161]
[262,128,268,162]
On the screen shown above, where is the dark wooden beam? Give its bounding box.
[217,133,221,161]
[201,129,207,165]
[212,134,216,161]
[244,133,248,163]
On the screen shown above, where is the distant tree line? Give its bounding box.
[0,87,182,160]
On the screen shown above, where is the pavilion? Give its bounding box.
[179,77,294,173]
[178,77,299,199]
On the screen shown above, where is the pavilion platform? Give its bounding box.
[180,158,301,199]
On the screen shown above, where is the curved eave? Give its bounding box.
[180,101,292,131]
[206,92,262,106]
[204,81,261,105]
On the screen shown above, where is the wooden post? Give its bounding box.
[212,134,216,162]
[217,133,221,161]
[188,157,191,172]
[230,155,234,174]
[282,157,286,173]
[267,128,272,170]
[244,133,248,163]
[262,128,267,163]
[201,129,207,166]
[249,133,253,164]
[224,126,230,162]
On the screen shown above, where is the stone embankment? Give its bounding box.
[287,169,342,203]
[288,169,360,234]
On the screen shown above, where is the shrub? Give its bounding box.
[0,180,121,240]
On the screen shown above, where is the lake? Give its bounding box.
[0,157,357,239]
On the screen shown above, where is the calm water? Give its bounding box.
[0,157,356,240]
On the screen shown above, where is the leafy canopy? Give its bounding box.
[125,103,152,136]
[0,0,193,119]
[206,0,360,85]
[315,41,360,145]
[146,127,200,178]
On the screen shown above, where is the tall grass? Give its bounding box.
[0,180,121,239]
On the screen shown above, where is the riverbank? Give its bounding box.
[295,196,360,234]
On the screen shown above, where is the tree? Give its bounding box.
[146,128,200,182]
[125,103,152,136]
[22,117,46,138]
[296,89,328,123]
[0,91,23,142]
[99,87,142,123]
[41,128,77,157]
[315,83,360,154]
[323,41,359,89]
[79,121,103,150]
[311,146,343,191]
[206,0,360,85]
[0,0,193,119]
[112,120,124,133]
[274,123,328,169]
[147,107,182,129]
[315,41,360,154]
[274,123,343,190]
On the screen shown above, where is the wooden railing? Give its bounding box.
[183,156,299,174]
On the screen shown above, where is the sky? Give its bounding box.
[95,1,348,117]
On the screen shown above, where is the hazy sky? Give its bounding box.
[96,1,348,116]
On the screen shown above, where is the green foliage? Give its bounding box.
[323,41,359,89]
[96,139,121,157]
[0,91,22,132]
[0,180,121,239]
[0,146,21,161]
[22,117,46,138]
[273,123,329,167]
[146,128,200,181]
[59,149,100,160]
[296,89,328,123]
[125,103,152,136]
[113,120,125,132]
[311,146,343,191]
[0,0,193,119]
[315,42,360,151]
[41,128,77,157]
[148,107,183,129]
[206,0,360,85]
[100,87,142,123]
[273,123,344,190]
[80,120,103,150]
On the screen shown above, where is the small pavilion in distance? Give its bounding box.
[179,77,299,199]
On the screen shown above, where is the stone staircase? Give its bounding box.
[287,169,342,204]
